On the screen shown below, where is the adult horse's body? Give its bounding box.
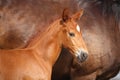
[0,0,120,80]
[0,8,88,80]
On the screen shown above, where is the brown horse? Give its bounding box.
[0,9,88,80]
[0,0,120,80]
[52,0,120,80]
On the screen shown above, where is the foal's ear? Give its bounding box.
[72,9,84,20]
[61,8,71,23]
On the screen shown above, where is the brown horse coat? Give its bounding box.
[0,0,120,80]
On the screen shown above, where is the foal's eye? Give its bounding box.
[69,32,75,37]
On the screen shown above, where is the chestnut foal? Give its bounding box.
[0,9,88,80]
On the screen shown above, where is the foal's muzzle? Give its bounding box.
[75,49,88,62]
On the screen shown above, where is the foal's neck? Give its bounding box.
[31,19,63,65]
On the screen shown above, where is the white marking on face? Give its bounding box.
[76,25,80,32]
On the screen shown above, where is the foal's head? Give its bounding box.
[60,9,88,62]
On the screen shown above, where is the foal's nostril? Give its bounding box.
[77,51,88,62]
[81,52,88,61]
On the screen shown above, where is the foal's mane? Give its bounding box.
[27,19,62,48]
